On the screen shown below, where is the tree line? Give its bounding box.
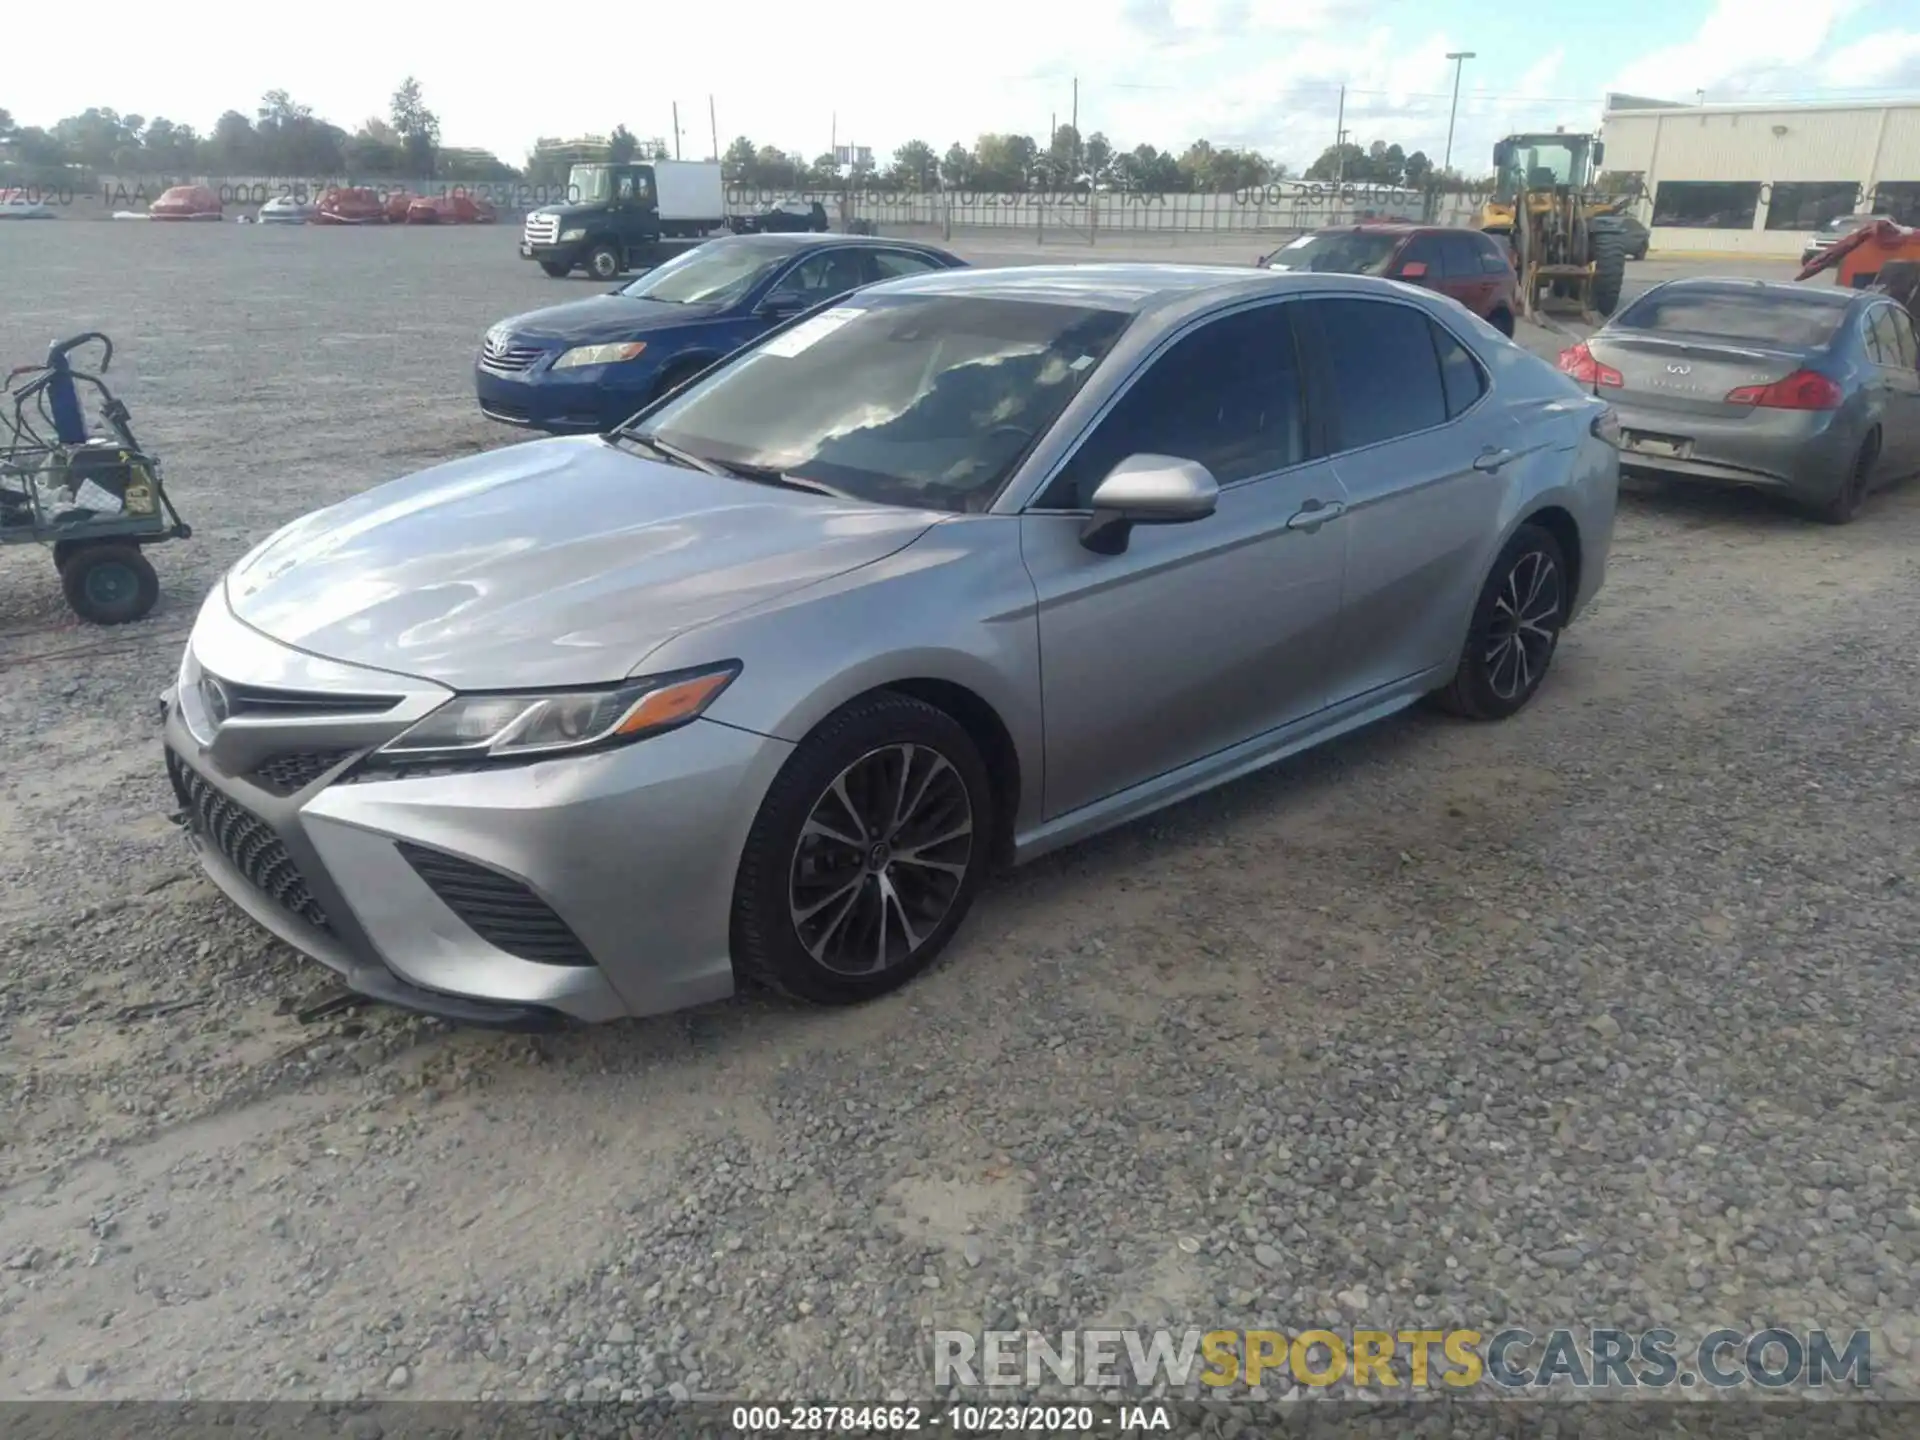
[0,80,514,185]
[721,128,1453,195]
[4,90,1468,194]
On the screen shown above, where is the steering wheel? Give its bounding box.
[984,424,1033,449]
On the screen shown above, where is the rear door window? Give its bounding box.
[1865,307,1906,366]
[1431,320,1488,418]
[1305,298,1451,449]
[869,249,947,280]
[1476,235,1513,274]
[1889,308,1920,369]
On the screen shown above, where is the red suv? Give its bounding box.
[1258,225,1519,337]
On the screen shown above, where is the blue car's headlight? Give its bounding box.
[553,342,648,369]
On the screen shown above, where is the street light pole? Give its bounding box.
[1443,50,1476,174]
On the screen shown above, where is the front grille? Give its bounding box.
[523,215,559,246]
[479,335,546,375]
[217,680,400,718]
[397,842,593,967]
[168,750,331,931]
[251,749,355,796]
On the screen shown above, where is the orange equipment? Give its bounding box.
[1796,218,1920,290]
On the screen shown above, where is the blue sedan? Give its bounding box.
[475,233,967,432]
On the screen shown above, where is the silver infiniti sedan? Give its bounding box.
[162,264,1621,1027]
[1566,277,1920,523]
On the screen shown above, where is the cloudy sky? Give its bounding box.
[9,0,1920,172]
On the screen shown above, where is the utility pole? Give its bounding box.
[1071,76,1079,175]
[1443,51,1476,174]
[671,102,681,160]
[709,96,718,162]
[1333,84,1346,184]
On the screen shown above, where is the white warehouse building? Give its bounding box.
[1599,95,1920,256]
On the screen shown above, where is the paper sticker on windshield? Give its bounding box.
[760,307,863,358]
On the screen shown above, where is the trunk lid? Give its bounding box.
[1586,333,1815,420]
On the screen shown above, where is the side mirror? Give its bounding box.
[1592,140,1606,169]
[1398,261,1429,278]
[1079,454,1218,555]
[758,291,807,318]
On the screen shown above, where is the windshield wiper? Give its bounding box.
[612,430,727,476]
[712,460,854,500]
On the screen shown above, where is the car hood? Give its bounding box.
[223,436,943,690]
[494,294,726,344]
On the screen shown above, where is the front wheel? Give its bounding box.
[539,260,571,278]
[1431,523,1569,721]
[61,542,159,625]
[586,244,622,281]
[731,692,993,1005]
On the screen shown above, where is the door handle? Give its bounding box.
[1473,447,1516,472]
[1286,499,1346,530]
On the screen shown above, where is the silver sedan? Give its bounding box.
[162,264,1621,1026]
[1568,276,1920,523]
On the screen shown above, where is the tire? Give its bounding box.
[653,358,710,401]
[1487,306,1515,338]
[539,260,571,278]
[1590,229,1628,318]
[731,691,993,1006]
[1810,432,1878,526]
[585,244,622,281]
[1431,523,1570,722]
[61,542,159,625]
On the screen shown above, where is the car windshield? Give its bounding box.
[1616,287,1848,348]
[623,293,1134,513]
[1824,214,1883,235]
[1264,232,1402,274]
[616,243,790,306]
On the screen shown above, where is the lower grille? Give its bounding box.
[167,750,331,932]
[396,842,593,967]
[251,749,355,797]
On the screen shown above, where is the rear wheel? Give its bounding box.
[61,542,159,625]
[586,244,622,281]
[1811,433,1878,525]
[1488,305,1515,338]
[1590,229,1628,317]
[1431,524,1569,721]
[731,692,992,1005]
[539,260,571,278]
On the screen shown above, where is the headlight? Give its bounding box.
[367,663,739,766]
[559,227,586,242]
[552,341,648,369]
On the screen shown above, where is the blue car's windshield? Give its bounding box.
[617,242,791,306]
[625,293,1133,513]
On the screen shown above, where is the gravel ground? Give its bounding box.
[0,223,1914,1409]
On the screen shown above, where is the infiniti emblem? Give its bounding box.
[1667,363,1691,375]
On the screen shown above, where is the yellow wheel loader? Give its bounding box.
[1473,131,1633,323]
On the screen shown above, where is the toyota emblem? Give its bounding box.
[199,675,231,729]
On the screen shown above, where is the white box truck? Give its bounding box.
[520,159,730,280]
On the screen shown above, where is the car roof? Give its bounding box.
[712,232,952,255]
[856,262,1448,315]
